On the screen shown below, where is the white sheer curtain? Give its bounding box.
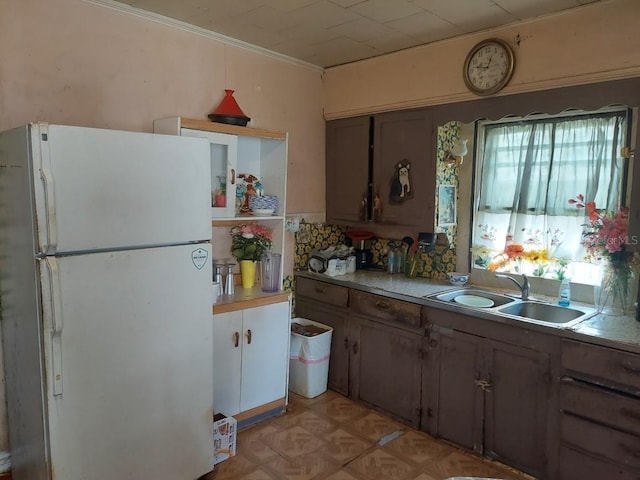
[473,110,627,280]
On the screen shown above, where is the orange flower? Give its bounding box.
[504,244,525,258]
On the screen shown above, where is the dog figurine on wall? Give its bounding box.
[389,160,412,204]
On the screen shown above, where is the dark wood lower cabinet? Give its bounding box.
[425,329,483,452]
[484,339,551,476]
[558,339,640,479]
[295,276,640,480]
[350,315,422,427]
[425,315,555,480]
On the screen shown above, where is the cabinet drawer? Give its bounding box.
[558,444,639,480]
[561,412,640,470]
[350,290,420,329]
[560,378,640,436]
[562,339,640,393]
[296,277,349,308]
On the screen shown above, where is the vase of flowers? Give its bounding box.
[230,224,273,289]
[570,194,639,316]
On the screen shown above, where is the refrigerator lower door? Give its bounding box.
[30,123,211,255]
[39,244,214,480]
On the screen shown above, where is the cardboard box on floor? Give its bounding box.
[213,413,237,465]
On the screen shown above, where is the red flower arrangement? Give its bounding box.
[230,224,273,262]
[569,194,631,262]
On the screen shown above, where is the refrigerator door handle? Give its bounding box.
[38,128,58,254]
[43,257,64,395]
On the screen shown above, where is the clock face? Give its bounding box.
[464,39,515,96]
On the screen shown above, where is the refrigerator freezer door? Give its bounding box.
[30,123,211,254]
[39,244,214,479]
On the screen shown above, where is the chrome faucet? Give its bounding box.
[496,273,530,300]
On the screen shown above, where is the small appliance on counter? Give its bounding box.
[345,231,376,270]
[308,245,355,277]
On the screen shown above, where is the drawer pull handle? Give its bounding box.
[352,341,359,355]
[344,337,349,350]
[246,329,252,345]
[233,331,240,348]
[314,287,326,294]
[375,301,392,310]
[474,379,492,392]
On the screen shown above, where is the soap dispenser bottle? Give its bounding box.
[558,278,571,306]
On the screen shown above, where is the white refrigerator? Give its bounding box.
[0,123,215,480]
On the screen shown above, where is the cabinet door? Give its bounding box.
[484,339,551,478]
[213,310,243,416]
[295,299,350,396]
[373,109,435,227]
[326,116,371,224]
[240,302,290,412]
[432,329,484,452]
[352,316,422,427]
[182,128,238,219]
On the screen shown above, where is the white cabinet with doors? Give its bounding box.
[154,117,288,221]
[212,296,291,426]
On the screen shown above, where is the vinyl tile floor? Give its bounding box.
[206,390,534,480]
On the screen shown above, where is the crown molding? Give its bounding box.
[83,0,324,73]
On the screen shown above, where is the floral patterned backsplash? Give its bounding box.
[290,222,456,281]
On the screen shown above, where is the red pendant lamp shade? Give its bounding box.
[208,89,251,126]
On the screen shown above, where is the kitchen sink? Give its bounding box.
[425,287,598,328]
[428,288,517,307]
[496,301,597,326]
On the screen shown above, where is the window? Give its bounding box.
[472,108,630,284]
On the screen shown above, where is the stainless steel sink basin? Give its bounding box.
[496,301,596,326]
[428,288,517,307]
[425,287,598,328]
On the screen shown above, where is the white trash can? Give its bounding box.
[289,318,333,398]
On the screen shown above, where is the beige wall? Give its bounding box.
[0,0,325,453]
[323,0,640,119]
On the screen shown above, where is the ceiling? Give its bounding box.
[114,0,602,68]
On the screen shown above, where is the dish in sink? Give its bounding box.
[454,295,495,308]
[427,288,516,308]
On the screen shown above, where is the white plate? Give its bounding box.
[252,208,275,216]
[454,294,494,308]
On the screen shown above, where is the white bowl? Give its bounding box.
[447,272,469,286]
[252,208,275,216]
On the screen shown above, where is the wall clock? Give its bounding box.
[463,38,515,96]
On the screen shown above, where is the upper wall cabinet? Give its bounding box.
[326,116,371,224]
[326,110,435,228]
[154,117,288,221]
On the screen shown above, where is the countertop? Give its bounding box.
[213,287,290,314]
[295,270,640,354]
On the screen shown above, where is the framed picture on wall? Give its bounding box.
[438,185,457,227]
